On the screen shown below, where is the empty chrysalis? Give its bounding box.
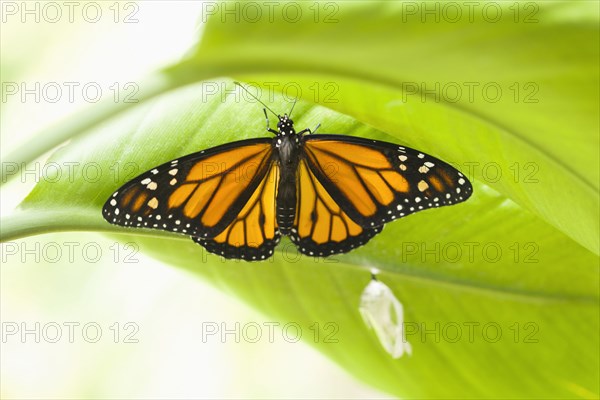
[359,269,412,358]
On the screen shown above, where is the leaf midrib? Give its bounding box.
[2,206,597,304]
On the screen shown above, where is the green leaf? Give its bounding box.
[10,78,599,398]
[4,1,599,398]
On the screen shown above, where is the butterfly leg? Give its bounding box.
[297,123,321,136]
[264,108,279,135]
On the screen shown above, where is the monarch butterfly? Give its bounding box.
[103,86,473,261]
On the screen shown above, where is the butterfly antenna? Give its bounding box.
[234,82,278,117]
[288,98,297,118]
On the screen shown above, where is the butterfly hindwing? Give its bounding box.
[193,162,280,260]
[102,138,274,239]
[289,159,382,256]
[302,134,473,228]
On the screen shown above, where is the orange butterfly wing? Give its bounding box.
[192,163,280,260]
[289,135,472,256]
[302,135,472,227]
[290,159,381,256]
[103,139,275,244]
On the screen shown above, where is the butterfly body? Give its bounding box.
[103,112,473,261]
[274,117,303,235]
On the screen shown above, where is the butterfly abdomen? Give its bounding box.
[276,201,296,234]
[275,163,298,235]
[275,135,300,235]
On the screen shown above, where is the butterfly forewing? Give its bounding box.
[302,134,473,228]
[102,139,274,239]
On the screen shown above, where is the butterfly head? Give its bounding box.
[277,114,296,136]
